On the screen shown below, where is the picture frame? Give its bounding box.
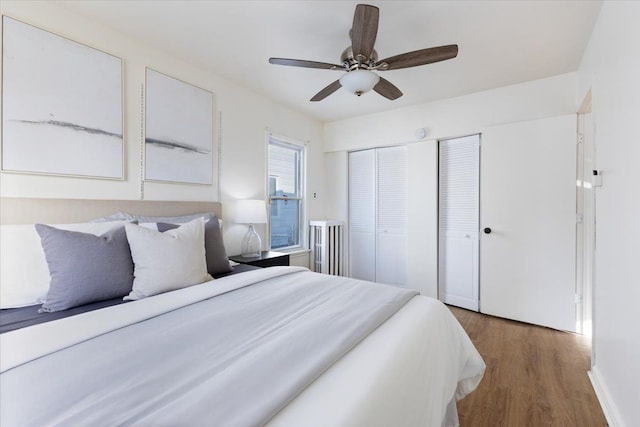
[144,68,214,185]
[1,16,124,179]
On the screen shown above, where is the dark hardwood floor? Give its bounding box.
[449,306,607,427]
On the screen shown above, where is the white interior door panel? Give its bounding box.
[480,115,576,332]
[349,149,376,281]
[439,135,480,311]
[439,231,479,310]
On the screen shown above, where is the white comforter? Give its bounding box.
[1,267,485,427]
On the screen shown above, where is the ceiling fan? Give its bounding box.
[268,4,458,102]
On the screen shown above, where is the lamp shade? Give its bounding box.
[339,70,380,96]
[236,199,267,224]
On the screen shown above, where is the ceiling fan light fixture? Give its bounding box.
[339,69,380,96]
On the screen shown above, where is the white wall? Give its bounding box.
[0,1,325,264]
[577,2,640,426]
[324,73,578,296]
[324,72,577,153]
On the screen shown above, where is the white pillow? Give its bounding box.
[92,212,221,229]
[124,218,213,301]
[92,212,216,224]
[0,221,131,308]
[139,223,159,230]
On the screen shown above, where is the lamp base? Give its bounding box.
[241,224,262,258]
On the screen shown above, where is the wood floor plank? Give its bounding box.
[449,306,607,426]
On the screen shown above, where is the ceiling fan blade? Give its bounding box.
[351,4,379,61]
[269,58,343,70]
[377,45,458,70]
[373,77,403,100]
[310,80,342,102]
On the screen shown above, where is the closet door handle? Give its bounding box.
[484,227,492,234]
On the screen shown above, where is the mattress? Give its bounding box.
[0,267,485,427]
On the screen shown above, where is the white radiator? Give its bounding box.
[309,220,345,276]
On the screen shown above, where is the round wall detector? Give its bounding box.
[415,128,427,140]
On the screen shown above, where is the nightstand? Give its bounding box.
[229,251,290,268]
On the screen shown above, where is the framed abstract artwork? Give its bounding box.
[1,16,123,179]
[144,68,214,185]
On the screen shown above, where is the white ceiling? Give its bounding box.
[58,0,602,123]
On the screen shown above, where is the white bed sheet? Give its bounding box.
[269,296,484,427]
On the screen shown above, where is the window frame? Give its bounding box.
[266,133,307,252]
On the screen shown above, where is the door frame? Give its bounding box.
[577,89,596,354]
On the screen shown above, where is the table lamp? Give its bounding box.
[236,199,267,258]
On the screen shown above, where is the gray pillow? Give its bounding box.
[157,216,232,276]
[35,224,135,312]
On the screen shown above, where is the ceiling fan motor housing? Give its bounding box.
[340,46,379,70]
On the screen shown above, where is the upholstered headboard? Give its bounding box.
[0,197,222,225]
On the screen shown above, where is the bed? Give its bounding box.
[0,197,485,427]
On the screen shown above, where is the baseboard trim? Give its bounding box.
[588,367,621,427]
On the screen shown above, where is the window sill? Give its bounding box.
[271,248,310,256]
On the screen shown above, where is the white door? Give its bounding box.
[481,115,576,332]
[438,135,480,311]
[349,147,407,285]
[349,149,376,281]
[376,146,407,286]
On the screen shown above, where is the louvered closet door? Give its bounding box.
[349,149,376,281]
[438,135,480,311]
[376,146,407,286]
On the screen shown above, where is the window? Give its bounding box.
[268,136,305,251]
